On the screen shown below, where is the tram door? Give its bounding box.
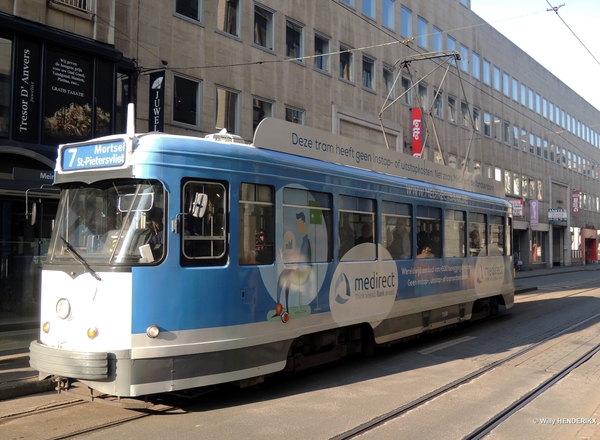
[0,195,58,324]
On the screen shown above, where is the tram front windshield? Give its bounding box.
[47,179,165,266]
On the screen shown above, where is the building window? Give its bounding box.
[252,97,273,133]
[483,112,491,137]
[460,44,469,73]
[362,0,375,18]
[493,66,501,91]
[484,165,492,179]
[254,4,274,50]
[217,0,240,37]
[472,52,480,80]
[362,55,375,90]
[473,107,480,132]
[215,86,239,133]
[536,135,542,157]
[503,72,510,96]
[483,59,491,85]
[53,0,93,12]
[448,96,457,124]
[340,0,354,7]
[339,44,354,82]
[401,76,412,105]
[173,75,201,127]
[447,35,456,64]
[536,93,541,114]
[529,133,535,155]
[314,33,330,72]
[504,121,510,145]
[433,90,443,118]
[382,0,395,30]
[542,97,548,118]
[520,83,527,106]
[418,83,428,109]
[461,101,469,128]
[504,170,511,194]
[494,167,502,182]
[513,125,519,148]
[175,0,203,22]
[521,128,527,151]
[528,88,534,111]
[285,106,304,125]
[537,180,543,200]
[512,78,519,101]
[382,64,394,98]
[417,17,428,49]
[494,115,501,141]
[401,6,412,38]
[522,175,528,197]
[286,19,304,59]
[433,27,443,52]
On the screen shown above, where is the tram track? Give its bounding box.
[330,287,600,440]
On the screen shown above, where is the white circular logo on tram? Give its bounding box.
[329,244,398,327]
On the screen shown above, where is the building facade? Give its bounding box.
[1,0,599,328]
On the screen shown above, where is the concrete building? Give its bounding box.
[1,0,599,329]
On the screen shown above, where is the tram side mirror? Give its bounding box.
[31,202,37,226]
[191,193,208,218]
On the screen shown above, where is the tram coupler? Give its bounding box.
[53,376,70,394]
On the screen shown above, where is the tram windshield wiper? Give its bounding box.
[60,236,102,281]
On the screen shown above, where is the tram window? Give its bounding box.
[182,181,227,260]
[416,206,442,258]
[382,201,412,260]
[338,195,376,261]
[282,188,332,264]
[239,183,274,265]
[445,209,466,258]
[469,212,487,257]
[489,215,505,256]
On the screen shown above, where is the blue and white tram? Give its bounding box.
[30,118,513,397]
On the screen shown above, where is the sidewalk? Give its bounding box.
[1,264,599,402]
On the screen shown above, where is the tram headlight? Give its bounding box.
[42,321,50,334]
[146,325,160,338]
[87,327,99,339]
[56,298,72,320]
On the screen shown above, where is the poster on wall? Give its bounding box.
[43,49,94,145]
[13,40,41,143]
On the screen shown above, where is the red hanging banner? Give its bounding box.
[411,107,423,158]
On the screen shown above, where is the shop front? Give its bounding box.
[0,14,134,330]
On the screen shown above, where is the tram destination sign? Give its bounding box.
[60,139,127,172]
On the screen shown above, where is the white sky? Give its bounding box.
[471,0,600,111]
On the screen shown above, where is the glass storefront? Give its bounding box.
[0,195,57,325]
